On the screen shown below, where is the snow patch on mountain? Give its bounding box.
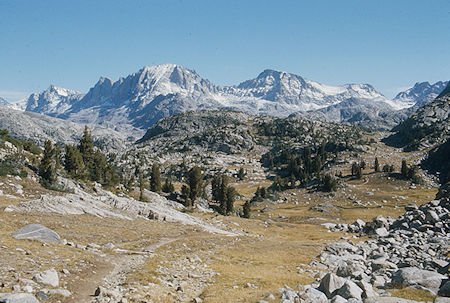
[393,81,449,108]
[19,64,433,130]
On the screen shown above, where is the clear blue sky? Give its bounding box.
[1,0,449,101]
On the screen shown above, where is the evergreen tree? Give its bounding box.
[225,186,237,214]
[78,126,95,171]
[54,145,62,169]
[383,164,394,173]
[126,175,135,191]
[351,162,362,179]
[211,172,238,215]
[401,159,408,178]
[322,173,337,192]
[150,163,162,192]
[187,166,203,206]
[243,201,251,218]
[162,178,175,193]
[237,167,246,180]
[218,175,228,214]
[374,157,380,172]
[181,184,191,207]
[64,145,85,178]
[360,160,366,170]
[39,140,57,186]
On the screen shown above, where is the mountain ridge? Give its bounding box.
[15,64,446,130]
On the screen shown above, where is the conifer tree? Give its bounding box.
[225,186,237,214]
[181,184,191,207]
[187,166,203,204]
[322,173,337,192]
[64,145,85,178]
[351,162,362,179]
[150,163,162,192]
[401,159,408,178]
[243,201,251,218]
[237,167,246,180]
[360,160,366,170]
[374,157,380,172]
[162,178,175,193]
[39,140,57,186]
[78,126,94,169]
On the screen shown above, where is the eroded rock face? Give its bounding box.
[13,224,61,244]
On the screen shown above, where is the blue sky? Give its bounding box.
[0,0,449,101]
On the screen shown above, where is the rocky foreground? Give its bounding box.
[273,184,450,303]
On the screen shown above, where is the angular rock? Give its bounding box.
[392,267,446,295]
[330,295,348,303]
[33,268,59,287]
[300,288,327,303]
[13,224,61,244]
[319,273,346,298]
[374,227,389,237]
[336,280,363,300]
[0,293,40,303]
[357,280,378,299]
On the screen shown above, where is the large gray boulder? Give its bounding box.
[392,267,447,295]
[33,268,59,287]
[319,273,346,298]
[336,280,363,300]
[300,288,328,303]
[13,224,61,244]
[357,280,378,299]
[0,293,39,303]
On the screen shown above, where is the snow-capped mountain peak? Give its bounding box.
[25,85,83,114]
[19,64,446,130]
[394,81,449,107]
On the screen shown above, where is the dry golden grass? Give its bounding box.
[195,215,344,302]
[389,288,436,302]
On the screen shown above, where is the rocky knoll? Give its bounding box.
[277,184,449,302]
[135,110,257,154]
[384,86,450,151]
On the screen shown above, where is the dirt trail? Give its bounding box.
[67,237,180,303]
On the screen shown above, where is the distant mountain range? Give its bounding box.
[0,106,142,151]
[384,82,450,151]
[393,81,449,108]
[3,64,448,130]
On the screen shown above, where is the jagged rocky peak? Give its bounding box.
[131,64,217,94]
[25,84,82,113]
[394,80,449,107]
[384,83,450,151]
